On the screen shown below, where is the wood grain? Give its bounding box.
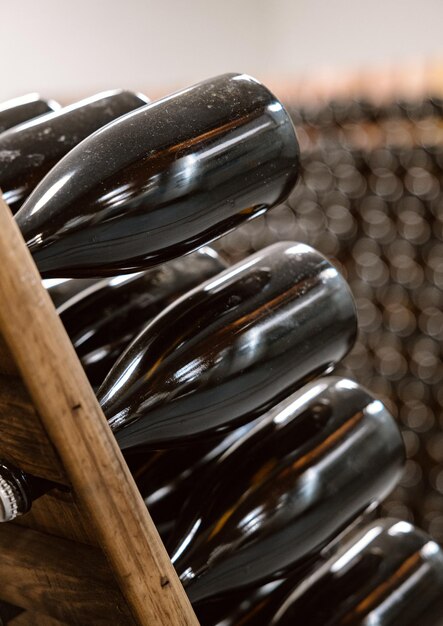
[0,196,198,625]
[11,612,69,626]
[0,524,135,624]
[0,334,17,375]
[14,491,98,546]
[0,372,67,483]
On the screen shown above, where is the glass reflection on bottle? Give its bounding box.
[167,377,404,604]
[97,242,357,449]
[15,73,300,277]
[0,90,149,213]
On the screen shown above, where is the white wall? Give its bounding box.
[1,0,443,103]
[263,0,443,74]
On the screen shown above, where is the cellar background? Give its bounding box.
[216,96,443,544]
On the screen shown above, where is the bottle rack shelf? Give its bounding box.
[0,195,199,625]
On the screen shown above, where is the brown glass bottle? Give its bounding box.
[194,511,380,626]
[57,247,227,388]
[270,519,443,626]
[198,519,443,626]
[168,377,404,605]
[43,277,103,308]
[0,89,149,213]
[0,93,59,134]
[15,73,300,277]
[97,242,357,449]
[129,417,261,542]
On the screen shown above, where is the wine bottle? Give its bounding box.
[0,243,358,521]
[43,277,103,308]
[270,518,443,626]
[0,89,150,213]
[130,416,261,541]
[195,570,307,626]
[200,518,443,626]
[0,413,258,527]
[0,93,59,134]
[168,377,404,604]
[98,242,358,449]
[57,246,227,388]
[15,73,300,277]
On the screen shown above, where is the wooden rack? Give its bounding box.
[0,195,199,625]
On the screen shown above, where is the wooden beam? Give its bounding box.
[0,334,17,375]
[11,612,68,626]
[0,373,66,483]
[14,492,98,546]
[0,195,198,625]
[0,524,135,624]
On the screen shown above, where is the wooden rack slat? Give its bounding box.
[0,524,136,624]
[0,195,199,625]
[14,492,98,546]
[0,373,67,483]
[11,612,69,626]
[0,335,17,375]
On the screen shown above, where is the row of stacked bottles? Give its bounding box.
[0,75,442,624]
[215,93,443,545]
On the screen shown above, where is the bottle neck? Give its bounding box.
[0,460,54,522]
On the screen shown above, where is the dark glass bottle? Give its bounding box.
[168,377,404,604]
[0,240,358,521]
[0,93,59,134]
[195,575,298,626]
[198,518,443,626]
[0,375,403,565]
[15,73,300,277]
[57,247,227,388]
[0,416,258,532]
[269,518,443,626]
[0,460,54,522]
[97,242,358,449]
[43,277,102,308]
[130,416,261,541]
[194,510,380,626]
[0,89,150,213]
